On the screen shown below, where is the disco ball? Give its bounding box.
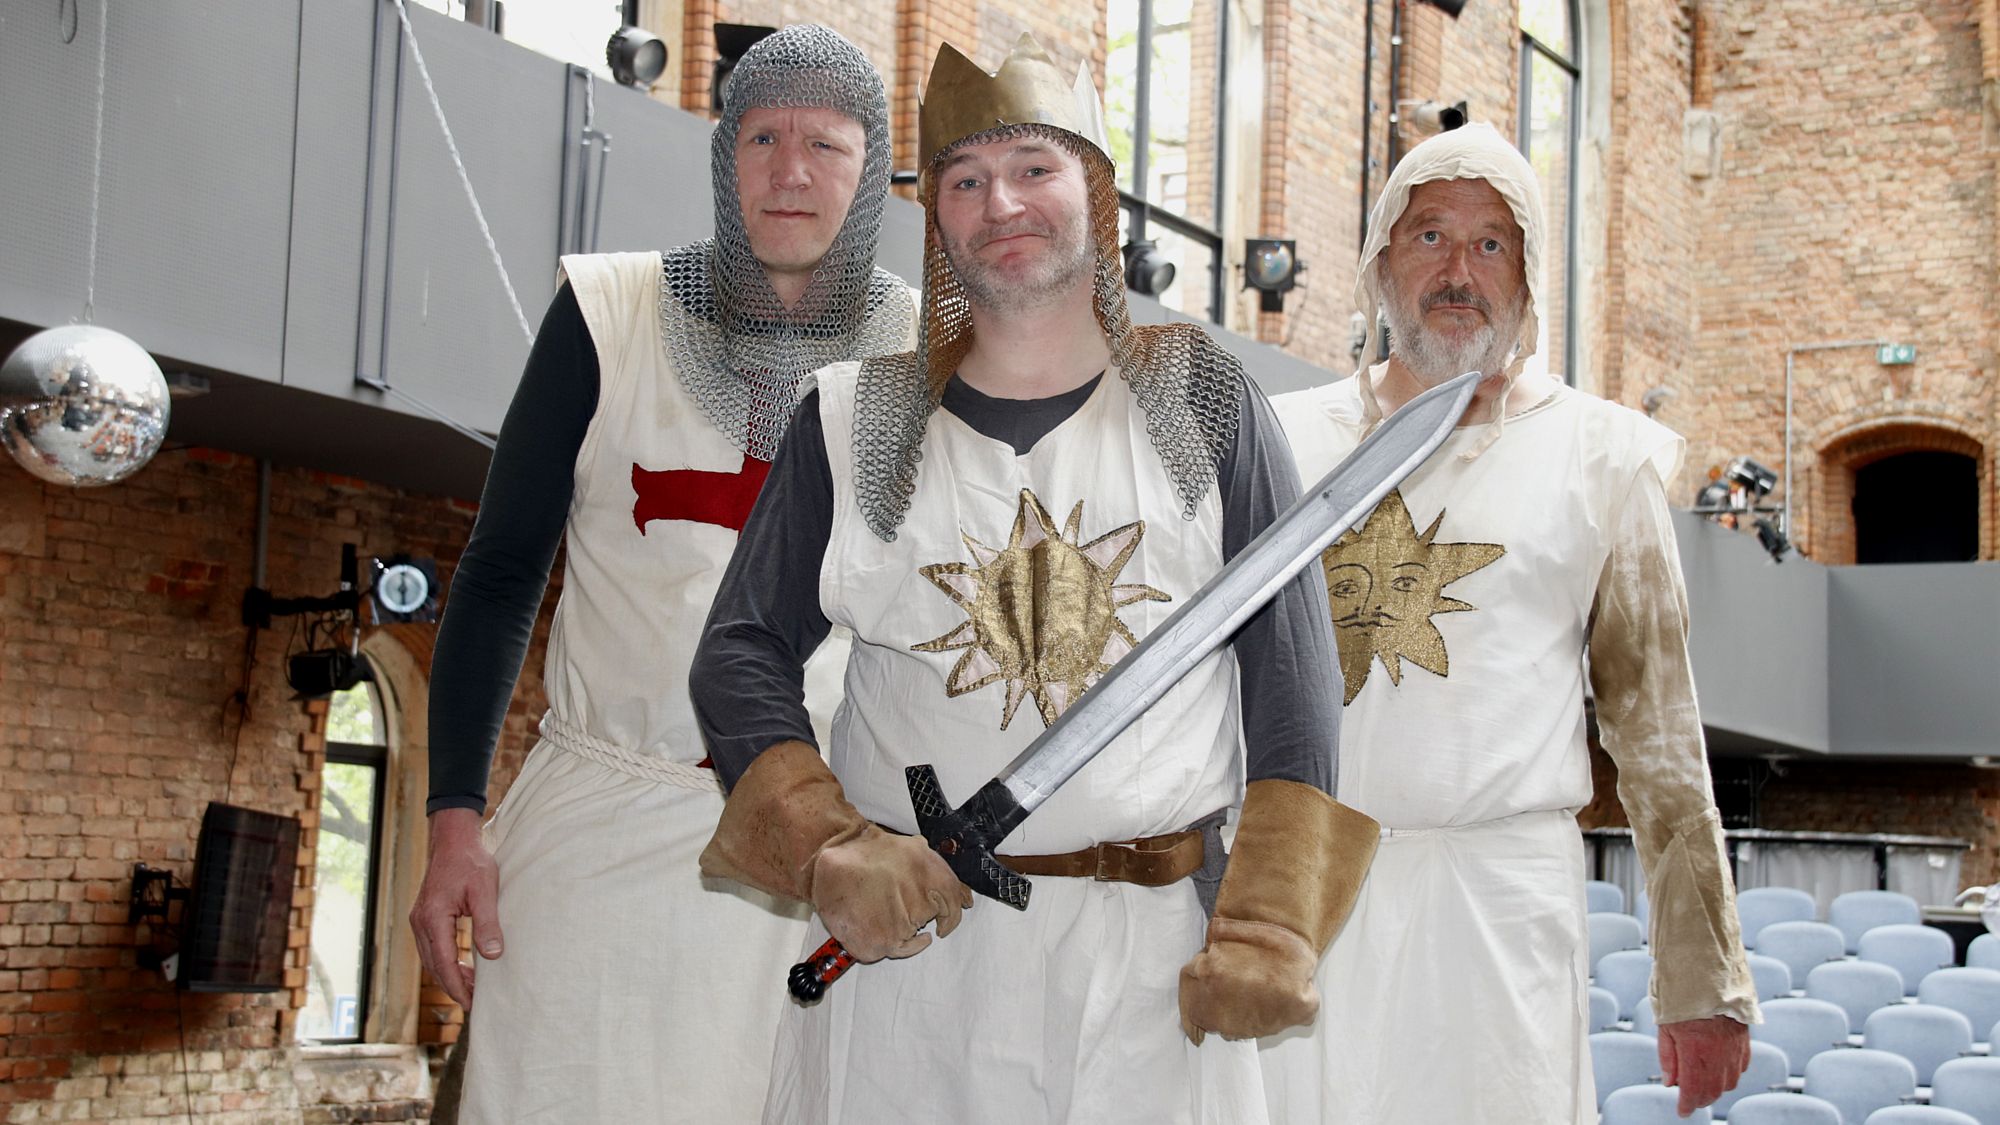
[0,324,169,486]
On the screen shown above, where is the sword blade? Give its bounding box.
[992,368,1484,823]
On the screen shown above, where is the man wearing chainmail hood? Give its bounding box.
[409,25,913,1123]
[1259,123,1757,1122]
[689,35,1376,1124]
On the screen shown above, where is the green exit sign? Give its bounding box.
[1878,343,1917,365]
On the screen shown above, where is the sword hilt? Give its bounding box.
[782,766,1031,1003]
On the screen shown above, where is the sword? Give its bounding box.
[788,369,1483,1001]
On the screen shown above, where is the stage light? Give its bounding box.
[1405,99,1469,132]
[1122,240,1176,297]
[1244,238,1302,313]
[607,26,668,88]
[1725,457,1778,503]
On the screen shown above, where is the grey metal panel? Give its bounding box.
[370,4,568,434]
[1829,562,2000,758]
[1674,511,1831,755]
[578,78,718,253]
[279,0,379,397]
[0,0,298,377]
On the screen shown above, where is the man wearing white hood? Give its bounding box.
[1261,123,1758,1122]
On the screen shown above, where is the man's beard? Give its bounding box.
[1380,270,1526,385]
[943,208,1097,314]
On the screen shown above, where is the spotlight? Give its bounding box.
[286,650,372,700]
[1122,240,1176,297]
[1753,516,1791,563]
[1244,238,1302,313]
[1724,456,1778,503]
[712,23,778,112]
[607,26,668,88]
[1405,99,1469,132]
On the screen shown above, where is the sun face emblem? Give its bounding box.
[1322,489,1505,705]
[913,489,1171,729]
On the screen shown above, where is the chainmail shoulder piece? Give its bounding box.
[852,352,934,541]
[662,246,912,459]
[661,23,905,461]
[852,121,1241,540]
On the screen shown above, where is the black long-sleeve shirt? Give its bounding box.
[691,370,1344,797]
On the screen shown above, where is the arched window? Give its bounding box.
[299,681,390,1043]
[1853,450,1980,565]
[1518,0,1579,383]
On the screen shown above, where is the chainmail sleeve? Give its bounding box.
[691,391,838,790]
[1222,376,1341,797]
[428,284,599,814]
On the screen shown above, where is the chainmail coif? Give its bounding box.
[663,24,912,461]
[853,123,1242,541]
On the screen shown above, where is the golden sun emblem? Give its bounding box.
[913,489,1171,729]
[1322,489,1505,705]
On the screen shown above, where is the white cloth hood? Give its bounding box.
[1354,124,1545,449]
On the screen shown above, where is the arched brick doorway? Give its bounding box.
[1815,423,1989,565]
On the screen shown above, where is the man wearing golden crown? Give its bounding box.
[1260,123,1758,1122]
[688,34,1376,1123]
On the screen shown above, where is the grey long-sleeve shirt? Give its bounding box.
[692,370,1344,797]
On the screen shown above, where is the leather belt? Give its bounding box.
[998,829,1204,887]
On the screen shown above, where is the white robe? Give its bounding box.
[761,364,1266,1125]
[459,252,895,1124]
[1261,377,1683,1125]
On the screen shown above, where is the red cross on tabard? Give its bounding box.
[631,452,772,535]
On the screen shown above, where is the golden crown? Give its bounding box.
[918,35,1110,171]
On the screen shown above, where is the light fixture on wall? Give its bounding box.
[1416,0,1468,17]
[606,26,668,88]
[1244,239,1302,313]
[1404,99,1469,132]
[1122,239,1176,297]
[713,23,779,111]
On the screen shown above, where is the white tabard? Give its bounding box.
[761,363,1265,1125]
[1260,376,1682,1125]
[460,252,900,1124]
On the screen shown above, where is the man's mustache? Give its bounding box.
[974,222,1054,251]
[1421,285,1491,316]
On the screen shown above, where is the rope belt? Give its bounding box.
[998,829,1205,887]
[539,714,719,793]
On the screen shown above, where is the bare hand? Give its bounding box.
[1658,1015,1751,1117]
[409,807,503,1010]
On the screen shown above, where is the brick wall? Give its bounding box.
[0,453,555,1122]
[1757,761,2000,890]
[1678,0,1997,553]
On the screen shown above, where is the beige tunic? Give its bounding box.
[1261,376,1756,1125]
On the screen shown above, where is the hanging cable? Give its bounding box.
[80,0,108,323]
[387,0,533,345]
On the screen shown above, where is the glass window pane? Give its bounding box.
[1522,52,1573,383]
[1520,0,1572,60]
[326,683,382,746]
[298,761,381,1043]
[1107,0,1141,192]
[410,0,625,81]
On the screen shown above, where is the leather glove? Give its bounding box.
[1179,779,1380,1043]
[700,741,971,963]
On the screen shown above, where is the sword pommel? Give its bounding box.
[905,766,1032,910]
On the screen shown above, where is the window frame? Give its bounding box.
[308,738,390,1045]
[1516,0,1582,385]
[1112,0,1231,324]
